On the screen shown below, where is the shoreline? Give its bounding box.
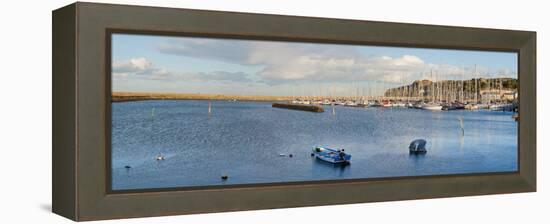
[112,92,294,103]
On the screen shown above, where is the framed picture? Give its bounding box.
[53,2,536,221]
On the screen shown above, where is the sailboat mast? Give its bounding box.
[431,70,435,103]
[474,64,478,103]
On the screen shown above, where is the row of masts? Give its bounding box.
[289,69,516,106]
[386,73,514,104]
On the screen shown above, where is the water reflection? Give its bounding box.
[409,153,427,166]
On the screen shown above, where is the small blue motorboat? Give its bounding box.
[311,146,351,164]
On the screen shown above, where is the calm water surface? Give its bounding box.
[111,100,517,190]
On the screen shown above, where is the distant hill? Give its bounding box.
[384,77,518,100]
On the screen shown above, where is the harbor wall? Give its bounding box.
[272,103,325,113]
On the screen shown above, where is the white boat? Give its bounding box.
[490,103,514,111]
[311,101,323,105]
[293,100,311,105]
[344,101,358,107]
[392,102,406,107]
[476,103,490,109]
[368,101,382,107]
[421,103,442,111]
[465,103,479,110]
[320,99,332,105]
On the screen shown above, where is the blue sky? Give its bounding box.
[112,33,517,96]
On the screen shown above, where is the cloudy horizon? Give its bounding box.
[112,33,518,96]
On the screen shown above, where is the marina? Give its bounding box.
[111,99,517,190]
[281,77,518,113]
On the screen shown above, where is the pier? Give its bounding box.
[272,103,325,113]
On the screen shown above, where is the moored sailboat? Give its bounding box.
[421,103,443,111]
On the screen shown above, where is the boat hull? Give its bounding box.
[312,146,351,164]
[422,105,443,111]
[489,104,514,111]
[316,155,348,164]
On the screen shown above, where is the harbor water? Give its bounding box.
[111,100,517,190]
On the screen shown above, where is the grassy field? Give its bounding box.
[112,92,295,102]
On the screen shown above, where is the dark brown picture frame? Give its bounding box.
[53,2,536,221]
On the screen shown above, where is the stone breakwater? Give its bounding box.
[272,103,324,113]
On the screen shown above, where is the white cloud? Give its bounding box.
[254,52,430,84]
[156,39,453,85]
[154,38,517,87]
[112,57,169,78]
[112,57,254,83]
[193,71,253,83]
[157,39,251,64]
